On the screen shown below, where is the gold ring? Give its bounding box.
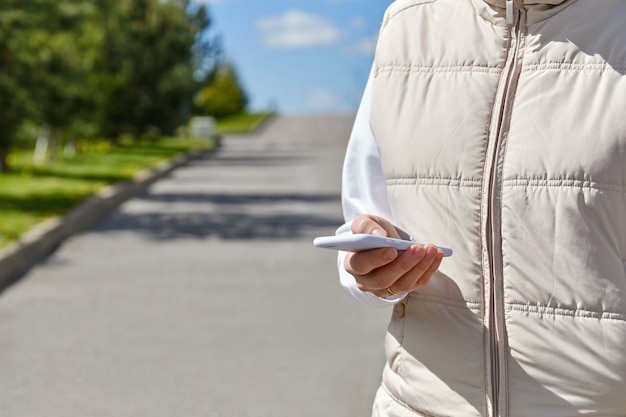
[385,287,396,297]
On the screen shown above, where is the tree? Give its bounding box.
[0,0,220,171]
[96,0,216,140]
[0,0,100,170]
[28,1,101,159]
[0,1,39,171]
[194,61,248,119]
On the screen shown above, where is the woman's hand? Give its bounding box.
[344,214,444,298]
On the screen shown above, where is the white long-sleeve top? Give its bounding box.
[336,68,406,308]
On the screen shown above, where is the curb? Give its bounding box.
[0,147,216,290]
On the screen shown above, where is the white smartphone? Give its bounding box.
[313,234,453,257]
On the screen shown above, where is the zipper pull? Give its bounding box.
[506,0,515,26]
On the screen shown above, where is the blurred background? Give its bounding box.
[0,0,387,169]
[0,1,392,416]
[202,0,388,113]
[0,0,389,241]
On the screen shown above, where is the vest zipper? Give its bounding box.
[506,0,515,26]
[485,4,524,417]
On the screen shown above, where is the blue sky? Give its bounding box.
[193,0,390,114]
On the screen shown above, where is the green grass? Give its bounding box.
[0,137,216,248]
[214,112,273,134]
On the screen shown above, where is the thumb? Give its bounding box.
[351,214,401,239]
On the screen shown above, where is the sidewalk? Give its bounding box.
[0,115,391,417]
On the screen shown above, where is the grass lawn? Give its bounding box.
[0,137,217,248]
[214,112,273,135]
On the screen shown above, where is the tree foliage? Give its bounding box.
[194,61,248,120]
[28,1,101,148]
[96,0,212,140]
[0,0,42,170]
[0,0,219,171]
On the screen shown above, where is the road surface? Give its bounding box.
[0,115,391,417]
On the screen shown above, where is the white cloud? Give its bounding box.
[307,89,340,110]
[350,17,367,30]
[344,34,378,56]
[256,10,343,49]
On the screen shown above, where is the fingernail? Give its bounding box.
[426,246,437,257]
[411,246,425,257]
[372,228,385,236]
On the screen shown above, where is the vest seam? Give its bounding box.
[385,0,437,23]
[386,177,626,194]
[387,177,483,188]
[375,62,626,76]
[502,177,626,194]
[506,302,626,323]
[521,62,626,73]
[377,64,503,75]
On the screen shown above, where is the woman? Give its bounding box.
[337,0,626,416]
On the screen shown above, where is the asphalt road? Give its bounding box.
[0,115,391,417]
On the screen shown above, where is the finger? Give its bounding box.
[351,214,401,238]
[388,246,443,294]
[345,247,398,276]
[414,248,444,288]
[355,245,427,291]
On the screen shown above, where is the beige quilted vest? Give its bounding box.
[369,0,626,416]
